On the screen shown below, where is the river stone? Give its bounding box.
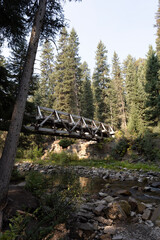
[128,197,138,211]
[99,192,108,197]
[112,234,123,240]
[144,186,151,192]
[119,200,131,216]
[155,220,160,227]
[80,204,93,211]
[93,204,107,216]
[104,196,114,203]
[145,220,154,227]
[104,225,116,234]
[137,202,146,214]
[77,222,96,232]
[151,182,160,188]
[107,202,127,220]
[142,209,151,220]
[95,216,113,225]
[116,189,131,196]
[100,233,111,240]
[77,211,94,219]
[151,205,160,222]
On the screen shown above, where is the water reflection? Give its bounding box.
[50,173,160,204]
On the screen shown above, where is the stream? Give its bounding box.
[49,173,160,204]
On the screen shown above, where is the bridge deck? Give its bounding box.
[24,106,114,141]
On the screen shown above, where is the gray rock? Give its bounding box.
[95,216,113,225]
[80,204,93,211]
[104,225,116,234]
[99,192,108,197]
[77,222,96,231]
[142,209,151,220]
[116,189,131,196]
[93,204,107,215]
[128,197,138,211]
[77,211,94,219]
[112,234,123,240]
[104,196,114,203]
[145,220,154,227]
[151,182,160,188]
[151,205,160,222]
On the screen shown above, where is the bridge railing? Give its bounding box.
[25,106,114,141]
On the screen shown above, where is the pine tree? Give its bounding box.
[145,45,160,126]
[54,28,81,114]
[35,40,55,108]
[92,41,110,122]
[110,52,126,130]
[67,28,81,114]
[54,27,73,113]
[136,58,147,133]
[156,0,160,61]
[80,61,94,119]
[0,54,15,120]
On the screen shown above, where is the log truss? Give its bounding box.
[24,106,114,141]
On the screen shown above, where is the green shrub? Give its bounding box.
[25,171,47,196]
[58,139,74,149]
[1,172,81,240]
[16,148,25,159]
[132,132,159,161]
[11,167,25,182]
[49,151,79,165]
[16,146,43,161]
[0,213,27,240]
[111,137,129,160]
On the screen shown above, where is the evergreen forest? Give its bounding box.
[0,1,160,160]
[1,26,160,136]
[1,1,160,239]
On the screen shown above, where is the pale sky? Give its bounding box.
[63,0,158,74]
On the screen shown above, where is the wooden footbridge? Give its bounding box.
[24,106,114,141]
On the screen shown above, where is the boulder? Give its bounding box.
[119,200,131,216]
[107,202,127,220]
[137,202,146,214]
[95,216,113,225]
[93,204,107,216]
[104,225,116,234]
[151,205,160,222]
[77,222,97,232]
[128,197,138,211]
[142,209,151,220]
[104,196,114,203]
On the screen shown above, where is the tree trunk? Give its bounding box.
[0,0,47,229]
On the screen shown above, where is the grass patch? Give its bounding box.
[16,153,160,172]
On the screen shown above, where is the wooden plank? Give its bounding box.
[24,126,102,140]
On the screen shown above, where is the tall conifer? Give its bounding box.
[54,28,81,114]
[156,0,160,61]
[80,61,94,119]
[67,28,81,114]
[145,45,160,126]
[123,55,137,120]
[110,52,126,130]
[54,28,71,112]
[35,40,55,108]
[92,41,110,122]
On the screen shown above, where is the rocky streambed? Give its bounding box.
[14,163,160,240]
